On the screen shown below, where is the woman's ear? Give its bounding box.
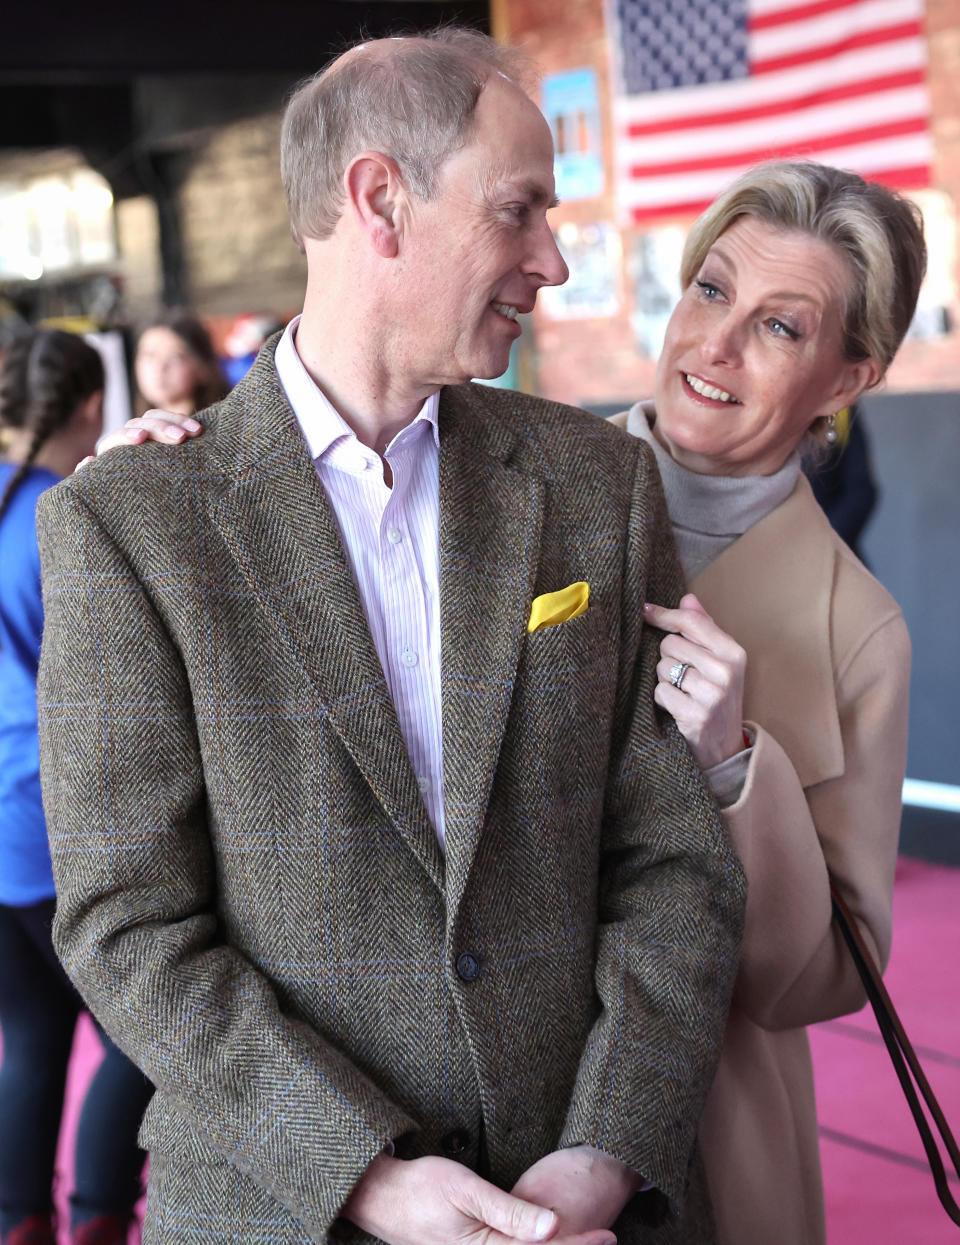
[831,356,881,413]
[816,355,881,422]
[343,151,405,259]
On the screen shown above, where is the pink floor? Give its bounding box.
[810,857,960,1243]
[39,856,960,1242]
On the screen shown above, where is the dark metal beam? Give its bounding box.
[0,2,489,78]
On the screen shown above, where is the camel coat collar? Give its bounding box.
[691,474,844,789]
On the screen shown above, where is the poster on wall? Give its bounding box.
[539,221,621,321]
[629,225,686,358]
[541,69,605,202]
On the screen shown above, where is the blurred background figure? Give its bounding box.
[803,402,879,564]
[0,330,153,1245]
[134,309,228,418]
[220,312,283,387]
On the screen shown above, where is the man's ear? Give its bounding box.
[343,151,405,259]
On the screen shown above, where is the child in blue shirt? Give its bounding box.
[0,329,154,1245]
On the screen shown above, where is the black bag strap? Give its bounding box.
[831,883,960,1226]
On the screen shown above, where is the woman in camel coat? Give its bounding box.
[619,160,925,1244]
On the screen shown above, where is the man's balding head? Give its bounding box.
[280,28,534,247]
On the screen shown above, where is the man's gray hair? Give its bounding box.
[281,27,533,247]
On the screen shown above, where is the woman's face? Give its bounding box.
[653,215,877,477]
[135,326,201,411]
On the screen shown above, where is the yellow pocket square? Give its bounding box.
[527,582,590,633]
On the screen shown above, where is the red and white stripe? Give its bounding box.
[614,0,932,225]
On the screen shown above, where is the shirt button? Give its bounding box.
[456,952,480,983]
[441,1128,471,1156]
[401,649,418,668]
[417,775,431,794]
[386,526,403,544]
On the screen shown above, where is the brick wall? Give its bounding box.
[0,122,306,327]
[114,195,162,319]
[176,114,305,319]
[497,0,960,405]
[107,113,306,324]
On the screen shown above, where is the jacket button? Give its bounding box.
[455,952,480,982]
[441,1127,471,1156]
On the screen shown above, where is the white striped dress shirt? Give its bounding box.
[274,318,446,845]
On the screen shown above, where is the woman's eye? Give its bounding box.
[768,318,799,340]
[695,280,722,299]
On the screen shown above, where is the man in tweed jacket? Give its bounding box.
[37,30,745,1245]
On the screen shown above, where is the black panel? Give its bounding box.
[0,2,489,77]
[0,1,489,190]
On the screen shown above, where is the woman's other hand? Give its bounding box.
[76,410,203,469]
[644,593,747,770]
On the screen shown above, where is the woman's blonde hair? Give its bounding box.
[280,28,532,247]
[681,160,927,377]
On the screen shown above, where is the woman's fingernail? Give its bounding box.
[164,427,185,440]
[184,419,201,432]
[643,602,653,613]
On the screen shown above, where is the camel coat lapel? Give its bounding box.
[436,384,545,916]
[691,475,844,788]
[209,352,444,891]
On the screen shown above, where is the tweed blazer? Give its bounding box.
[37,344,745,1245]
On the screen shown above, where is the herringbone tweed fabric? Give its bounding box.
[36,339,745,1244]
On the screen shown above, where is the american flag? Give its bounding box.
[611,0,932,225]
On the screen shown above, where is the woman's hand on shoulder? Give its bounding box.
[643,593,747,770]
[76,410,203,469]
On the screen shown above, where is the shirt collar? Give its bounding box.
[274,314,440,464]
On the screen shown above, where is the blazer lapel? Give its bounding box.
[437,385,546,914]
[691,475,844,788]
[208,345,444,890]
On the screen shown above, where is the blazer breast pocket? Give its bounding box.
[517,604,616,728]
[514,603,617,817]
[521,600,610,670]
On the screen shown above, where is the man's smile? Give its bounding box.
[491,301,520,321]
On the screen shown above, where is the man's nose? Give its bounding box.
[527,220,569,288]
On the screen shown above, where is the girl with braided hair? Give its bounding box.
[0,330,153,1245]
